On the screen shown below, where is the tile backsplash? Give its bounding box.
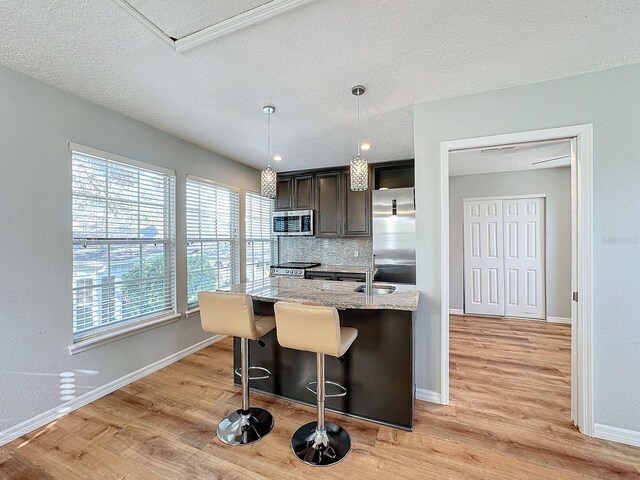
[278,237,373,266]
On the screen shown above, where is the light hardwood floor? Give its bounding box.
[1,315,639,479]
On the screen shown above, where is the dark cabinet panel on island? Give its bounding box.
[234,301,415,430]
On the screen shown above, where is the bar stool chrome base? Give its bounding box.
[217,407,274,446]
[291,421,351,466]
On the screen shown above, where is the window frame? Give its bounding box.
[245,190,276,282]
[185,175,241,310]
[69,143,178,353]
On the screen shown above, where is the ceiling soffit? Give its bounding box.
[112,0,315,52]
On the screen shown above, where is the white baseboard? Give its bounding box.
[593,423,640,448]
[0,334,225,447]
[547,316,572,324]
[415,388,442,404]
[449,308,464,315]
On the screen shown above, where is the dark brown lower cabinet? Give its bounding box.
[305,272,336,281]
[305,271,366,282]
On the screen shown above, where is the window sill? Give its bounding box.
[185,306,200,318]
[69,312,182,355]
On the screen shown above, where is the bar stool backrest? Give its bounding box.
[199,291,258,339]
[273,302,342,356]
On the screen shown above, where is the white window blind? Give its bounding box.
[71,146,176,339]
[186,176,240,305]
[245,191,276,282]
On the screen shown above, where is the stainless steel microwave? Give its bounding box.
[272,210,314,236]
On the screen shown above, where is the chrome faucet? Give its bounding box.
[365,254,375,297]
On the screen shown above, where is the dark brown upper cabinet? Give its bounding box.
[276,165,375,237]
[293,174,314,209]
[315,171,343,237]
[372,161,415,189]
[343,171,371,237]
[275,176,293,210]
[315,170,371,237]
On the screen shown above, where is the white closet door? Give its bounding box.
[463,199,505,316]
[503,198,546,319]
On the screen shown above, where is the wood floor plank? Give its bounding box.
[1,315,639,479]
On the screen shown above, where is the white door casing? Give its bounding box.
[463,199,504,316]
[503,197,546,319]
[440,124,594,437]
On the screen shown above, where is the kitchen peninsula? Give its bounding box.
[230,277,419,429]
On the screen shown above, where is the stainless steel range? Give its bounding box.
[269,262,320,277]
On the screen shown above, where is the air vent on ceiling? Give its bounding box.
[481,146,516,153]
[531,155,571,165]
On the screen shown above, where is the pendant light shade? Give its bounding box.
[350,156,368,191]
[261,165,277,198]
[260,105,277,199]
[349,85,368,191]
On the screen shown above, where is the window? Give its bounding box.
[71,145,176,339]
[186,176,240,306]
[245,191,276,282]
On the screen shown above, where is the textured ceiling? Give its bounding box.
[449,139,571,176]
[126,0,273,39]
[1,1,640,172]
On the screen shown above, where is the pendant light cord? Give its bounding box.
[357,93,361,156]
[267,110,271,167]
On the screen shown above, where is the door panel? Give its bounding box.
[275,176,293,210]
[463,200,505,316]
[343,171,371,236]
[293,175,314,209]
[507,269,518,306]
[503,198,545,319]
[315,172,342,237]
[488,268,499,305]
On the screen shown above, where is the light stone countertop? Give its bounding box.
[230,277,418,312]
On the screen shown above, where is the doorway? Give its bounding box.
[439,125,593,436]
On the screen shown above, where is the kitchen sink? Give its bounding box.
[354,284,396,295]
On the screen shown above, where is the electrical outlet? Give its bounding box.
[354,249,359,258]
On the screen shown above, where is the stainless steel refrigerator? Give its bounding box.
[372,187,416,284]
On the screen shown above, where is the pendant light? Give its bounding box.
[350,85,368,191]
[260,105,277,198]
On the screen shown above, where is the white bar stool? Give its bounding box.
[273,301,358,466]
[199,291,275,446]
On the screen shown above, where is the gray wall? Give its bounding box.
[414,62,640,431]
[449,168,571,318]
[279,237,372,266]
[0,65,259,432]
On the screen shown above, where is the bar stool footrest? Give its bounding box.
[234,366,271,381]
[305,380,347,398]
